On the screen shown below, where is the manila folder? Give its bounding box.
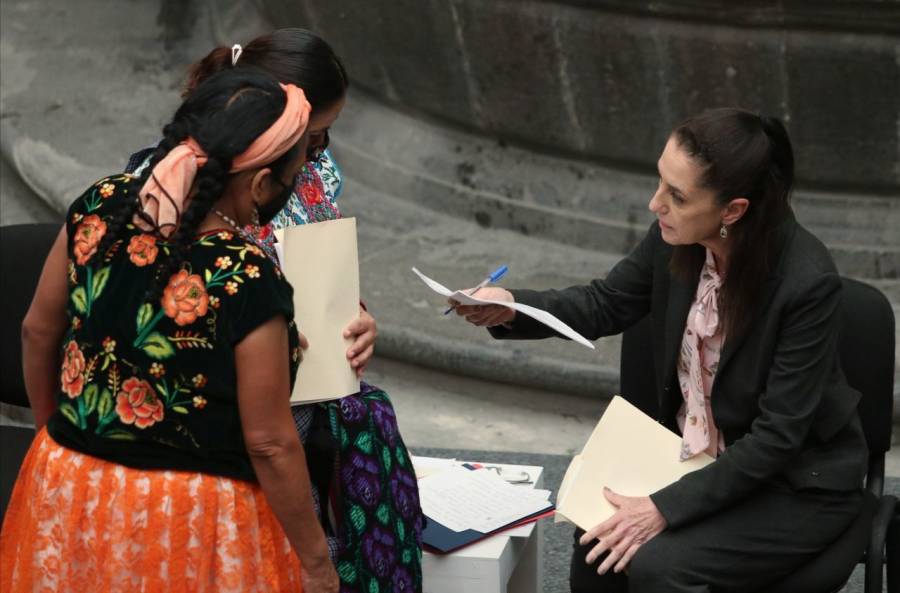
[279,218,360,404]
[555,395,713,531]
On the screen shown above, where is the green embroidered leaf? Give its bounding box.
[204,269,212,283]
[142,332,175,360]
[368,578,379,593]
[337,561,357,584]
[91,266,111,300]
[59,403,79,426]
[395,448,408,467]
[396,518,406,542]
[83,384,98,414]
[136,303,153,332]
[104,430,137,441]
[171,406,189,414]
[98,389,114,419]
[376,503,390,525]
[199,240,215,247]
[340,430,350,449]
[71,287,87,314]
[350,504,366,534]
[354,431,373,454]
[381,445,392,472]
[402,548,412,565]
[233,274,244,284]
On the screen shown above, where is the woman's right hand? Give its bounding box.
[450,286,516,327]
[300,554,339,593]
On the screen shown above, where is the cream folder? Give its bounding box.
[276,218,360,404]
[555,395,714,530]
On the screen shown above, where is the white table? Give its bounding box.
[421,462,546,593]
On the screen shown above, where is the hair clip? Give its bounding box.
[231,44,243,66]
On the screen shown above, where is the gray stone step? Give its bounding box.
[331,90,900,280]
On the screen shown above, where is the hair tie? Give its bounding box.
[231,44,243,66]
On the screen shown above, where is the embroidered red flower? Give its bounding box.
[115,377,164,428]
[127,234,159,267]
[98,183,115,198]
[300,182,325,206]
[161,270,209,326]
[60,340,86,398]
[73,215,107,265]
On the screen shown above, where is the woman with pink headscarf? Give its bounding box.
[2,68,337,592]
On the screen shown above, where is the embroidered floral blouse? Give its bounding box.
[47,174,301,482]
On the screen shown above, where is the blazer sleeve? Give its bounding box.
[650,271,844,529]
[489,222,659,341]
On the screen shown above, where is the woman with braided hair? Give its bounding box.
[126,29,425,593]
[2,67,338,592]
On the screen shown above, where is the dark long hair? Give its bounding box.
[98,67,301,301]
[185,28,349,111]
[669,108,795,336]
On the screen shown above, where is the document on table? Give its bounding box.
[411,267,595,349]
[418,466,552,534]
[555,396,714,530]
[276,219,360,404]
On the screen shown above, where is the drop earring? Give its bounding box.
[719,223,728,239]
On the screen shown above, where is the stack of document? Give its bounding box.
[555,396,714,531]
[416,464,554,553]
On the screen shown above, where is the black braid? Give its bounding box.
[93,67,294,306]
[96,120,192,262]
[145,155,230,304]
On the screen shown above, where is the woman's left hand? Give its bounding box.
[579,487,667,574]
[344,306,376,377]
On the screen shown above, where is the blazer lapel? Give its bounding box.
[716,277,779,376]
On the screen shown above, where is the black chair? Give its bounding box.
[0,223,60,522]
[619,277,897,593]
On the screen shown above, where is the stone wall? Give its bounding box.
[260,0,900,194]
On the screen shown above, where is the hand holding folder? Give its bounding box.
[555,396,714,531]
[275,219,360,403]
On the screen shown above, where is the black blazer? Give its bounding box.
[491,214,868,529]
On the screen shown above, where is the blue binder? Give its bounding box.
[422,505,554,554]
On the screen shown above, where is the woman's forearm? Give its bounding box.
[22,321,64,430]
[20,226,70,431]
[248,435,332,569]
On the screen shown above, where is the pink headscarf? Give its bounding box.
[134,83,311,238]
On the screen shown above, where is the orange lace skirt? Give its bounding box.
[0,428,302,593]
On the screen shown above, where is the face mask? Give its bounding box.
[256,177,294,226]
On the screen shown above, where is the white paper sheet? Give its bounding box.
[411,267,595,350]
[418,466,552,533]
[278,219,360,403]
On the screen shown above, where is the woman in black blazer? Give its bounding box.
[453,108,868,592]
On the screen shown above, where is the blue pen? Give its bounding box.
[443,265,509,315]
